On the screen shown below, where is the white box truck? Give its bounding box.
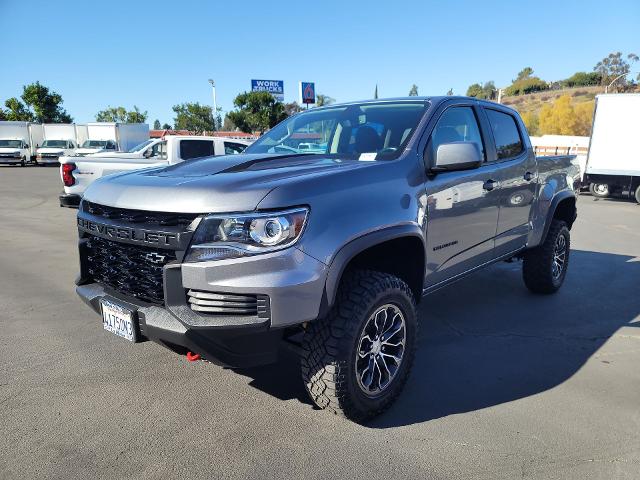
[0,121,44,166]
[74,123,149,156]
[36,123,86,165]
[585,94,640,203]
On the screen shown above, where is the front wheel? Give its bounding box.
[300,270,418,422]
[635,185,640,204]
[589,182,610,198]
[20,156,26,167]
[523,220,570,294]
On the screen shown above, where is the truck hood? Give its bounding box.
[0,147,23,153]
[83,153,376,213]
[37,148,66,154]
[86,151,141,158]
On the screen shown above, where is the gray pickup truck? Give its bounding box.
[74,97,579,421]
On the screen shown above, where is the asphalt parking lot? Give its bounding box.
[1,166,639,480]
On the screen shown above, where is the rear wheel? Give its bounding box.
[523,220,570,294]
[635,185,640,204]
[20,157,26,167]
[300,269,417,422]
[589,182,610,198]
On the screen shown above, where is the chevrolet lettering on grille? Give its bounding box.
[77,218,179,248]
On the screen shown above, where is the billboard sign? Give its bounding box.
[251,79,284,102]
[300,82,316,105]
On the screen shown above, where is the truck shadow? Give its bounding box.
[236,250,640,426]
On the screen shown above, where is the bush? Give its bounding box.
[561,71,601,88]
[504,77,549,96]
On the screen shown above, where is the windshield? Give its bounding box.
[127,139,155,153]
[42,140,68,148]
[245,100,428,160]
[0,140,23,148]
[81,140,108,148]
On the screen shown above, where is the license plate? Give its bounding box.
[101,299,137,342]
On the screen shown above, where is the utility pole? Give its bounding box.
[208,79,217,131]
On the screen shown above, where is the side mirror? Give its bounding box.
[25,144,30,149]
[432,142,482,172]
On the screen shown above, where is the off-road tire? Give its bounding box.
[300,269,418,422]
[523,220,570,294]
[589,182,610,198]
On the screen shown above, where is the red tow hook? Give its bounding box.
[186,351,201,362]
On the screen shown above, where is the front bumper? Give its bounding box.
[59,192,81,208]
[0,157,22,164]
[76,247,329,368]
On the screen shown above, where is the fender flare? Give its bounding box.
[319,224,426,317]
[540,190,576,244]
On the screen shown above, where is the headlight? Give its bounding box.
[184,207,308,262]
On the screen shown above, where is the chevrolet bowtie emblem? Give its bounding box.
[144,252,167,264]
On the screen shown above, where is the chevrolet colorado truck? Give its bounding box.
[74,97,579,422]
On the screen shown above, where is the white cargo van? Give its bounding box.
[585,94,640,203]
[74,123,149,156]
[0,121,43,166]
[36,124,87,165]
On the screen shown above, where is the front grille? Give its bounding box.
[85,235,176,304]
[187,289,270,318]
[82,201,198,228]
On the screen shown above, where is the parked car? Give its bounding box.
[584,93,640,203]
[73,122,149,156]
[59,136,250,207]
[73,97,579,422]
[0,121,43,166]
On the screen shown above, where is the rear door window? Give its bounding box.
[485,109,524,160]
[224,142,247,155]
[180,140,215,160]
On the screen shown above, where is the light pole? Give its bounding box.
[604,72,637,93]
[208,79,217,131]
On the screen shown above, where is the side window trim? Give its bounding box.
[482,107,526,163]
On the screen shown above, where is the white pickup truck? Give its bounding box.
[59,135,251,207]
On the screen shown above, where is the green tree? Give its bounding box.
[153,119,161,129]
[521,111,539,136]
[172,102,214,132]
[316,94,335,106]
[1,82,72,122]
[20,81,72,123]
[222,115,236,131]
[284,102,303,116]
[515,67,534,81]
[408,84,419,96]
[466,81,496,99]
[538,95,594,136]
[3,97,35,121]
[561,71,602,88]
[162,123,172,130]
[594,51,638,90]
[95,106,147,123]
[226,91,287,134]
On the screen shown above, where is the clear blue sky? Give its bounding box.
[1,0,638,125]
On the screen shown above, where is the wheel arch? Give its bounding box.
[541,192,577,244]
[320,225,426,317]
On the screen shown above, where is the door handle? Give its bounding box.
[524,171,534,181]
[483,179,497,191]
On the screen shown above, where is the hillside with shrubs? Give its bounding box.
[465,52,639,136]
